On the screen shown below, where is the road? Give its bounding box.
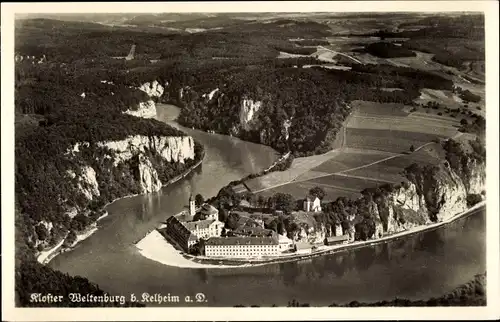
[253,130,464,193]
[316,45,363,64]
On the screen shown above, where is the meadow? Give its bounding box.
[345,128,442,154]
[256,180,362,202]
[253,98,460,201]
[310,149,394,174]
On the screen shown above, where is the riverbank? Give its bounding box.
[36,151,205,265]
[135,200,485,269]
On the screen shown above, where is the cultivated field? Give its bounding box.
[256,180,362,202]
[245,149,342,192]
[341,142,445,184]
[250,21,483,203]
[350,100,410,117]
[310,148,395,174]
[347,116,459,137]
[345,128,442,154]
[386,51,438,71]
[251,30,482,203]
[252,97,461,202]
[245,118,347,193]
[307,174,388,191]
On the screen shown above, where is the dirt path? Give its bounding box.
[286,131,464,186]
[253,138,438,193]
[252,108,464,195]
[299,181,362,192]
[286,141,435,185]
[317,46,363,64]
[333,173,398,184]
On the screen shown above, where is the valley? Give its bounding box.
[12,11,487,308]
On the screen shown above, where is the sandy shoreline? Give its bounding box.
[135,201,486,269]
[37,154,204,265]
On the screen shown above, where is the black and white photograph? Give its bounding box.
[2,1,499,321]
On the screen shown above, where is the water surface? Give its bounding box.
[49,104,486,307]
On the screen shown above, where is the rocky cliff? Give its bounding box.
[96,135,195,166]
[136,80,293,151]
[123,100,157,118]
[28,90,200,258]
[239,98,262,131]
[28,132,199,258]
[65,134,195,197]
[138,80,167,99]
[284,141,485,242]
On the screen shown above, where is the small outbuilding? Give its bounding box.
[324,235,349,246]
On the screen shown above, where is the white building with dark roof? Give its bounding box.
[165,216,199,251]
[324,235,349,246]
[165,197,224,252]
[199,203,219,221]
[278,234,294,252]
[184,219,224,240]
[205,235,280,258]
[303,195,322,212]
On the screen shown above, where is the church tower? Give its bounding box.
[303,195,312,212]
[189,194,196,218]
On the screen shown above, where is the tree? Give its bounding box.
[188,240,204,255]
[218,207,228,223]
[309,186,325,200]
[35,224,48,241]
[272,193,295,213]
[225,212,240,230]
[195,193,204,207]
[409,145,415,152]
[266,219,278,233]
[277,216,285,234]
[466,194,482,207]
[460,118,469,126]
[266,196,274,209]
[64,230,77,246]
[257,195,265,208]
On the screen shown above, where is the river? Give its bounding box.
[49,104,486,307]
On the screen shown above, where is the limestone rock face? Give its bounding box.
[288,222,328,244]
[97,135,195,166]
[346,224,356,242]
[393,183,425,211]
[138,80,166,98]
[286,153,485,244]
[370,158,485,238]
[123,100,157,118]
[239,98,262,131]
[136,154,162,193]
[467,158,486,195]
[64,134,195,203]
[202,88,219,100]
[78,166,100,200]
[334,223,343,236]
[431,169,468,222]
[282,118,292,140]
[66,166,100,201]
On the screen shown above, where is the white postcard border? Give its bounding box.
[2,1,499,321]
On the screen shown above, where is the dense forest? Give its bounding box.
[12,15,337,307]
[361,42,417,58]
[370,14,485,69]
[206,138,484,242]
[169,63,453,156]
[15,18,331,62]
[13,13,486,307]
[14,61,203,306]
[15,206,144,307]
